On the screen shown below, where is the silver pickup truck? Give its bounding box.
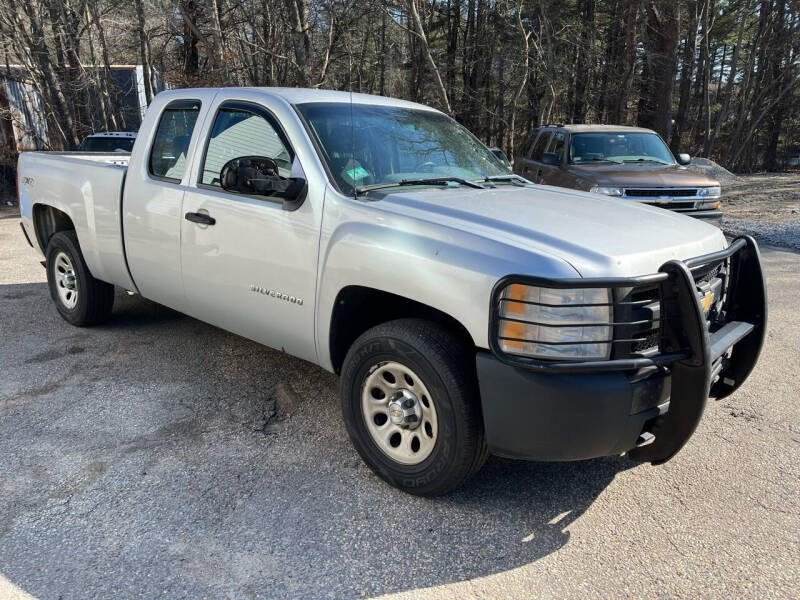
[17,88,766,496]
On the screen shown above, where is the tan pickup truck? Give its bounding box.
[514,125,723,223]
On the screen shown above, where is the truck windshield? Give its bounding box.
[569,132,674,165]
[296,102,508,195]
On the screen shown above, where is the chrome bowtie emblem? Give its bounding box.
[700,291,715,313]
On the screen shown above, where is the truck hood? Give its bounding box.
[375,184,727,277]
[566,163,719,188]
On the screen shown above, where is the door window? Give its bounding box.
[201,105,292,187]
[520,130,539,159]
[530,132,551,162]
[149,100,201,182]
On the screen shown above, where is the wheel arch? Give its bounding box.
[328,285,476,375]
[33,203,75,254]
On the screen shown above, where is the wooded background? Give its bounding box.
[1,0,798,172]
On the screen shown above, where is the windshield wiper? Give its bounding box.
[481,174,528,186]
[623,158,671,165]
[356,177,485,195]
[587,157,622,164]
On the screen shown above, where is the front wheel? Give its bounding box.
[340,319,488,496]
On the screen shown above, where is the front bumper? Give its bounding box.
[478,236,767,463]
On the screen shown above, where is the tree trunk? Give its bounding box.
[705,0,750,156]
[285,0,311,86]
[134,0,153,104]
[508,0,531,161]
[572,0,595,123]
[86,0,120,130]
[407,0,452,114]
[670,0,698,152]
[613,0,641,124]
[637,0,680,139]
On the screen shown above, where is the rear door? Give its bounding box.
[518,130,552,183]
[122,95,211,311]
[513,129,540,178]
[179,96,322,364]
[539,131,567,185]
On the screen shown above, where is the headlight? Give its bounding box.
[590,186,623,197]
[697,186,721,198]
[497,284,612,360]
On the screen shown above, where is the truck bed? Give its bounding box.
[30,151,131,166]
[17,151,135,290]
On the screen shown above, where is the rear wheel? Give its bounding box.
[340,318,487,496]
[46,230,114,326]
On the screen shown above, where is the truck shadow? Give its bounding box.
[1,285,638,599]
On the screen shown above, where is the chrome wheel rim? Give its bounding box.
[53,251,78,309]
[360,361,438,465]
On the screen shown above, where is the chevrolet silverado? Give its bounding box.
[17,88,766,495]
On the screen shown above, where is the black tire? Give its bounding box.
[340,318,488,496]
[46,230,115,326]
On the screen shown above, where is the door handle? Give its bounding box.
[185,212,216,226]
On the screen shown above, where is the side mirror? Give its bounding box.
[220,156,307,210]
[676,153,691,166]
[541,152,561,166]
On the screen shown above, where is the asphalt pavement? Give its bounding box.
[0,215,798,599]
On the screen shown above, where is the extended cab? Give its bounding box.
[515,124,724,223]
[17,88,766,496]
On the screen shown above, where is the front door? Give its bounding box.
[180,99,320,363]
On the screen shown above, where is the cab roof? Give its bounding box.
[161,87,441,113]
[540,124,657,134]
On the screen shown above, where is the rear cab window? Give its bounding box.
[149,100,201,182]
[80,137,135,153]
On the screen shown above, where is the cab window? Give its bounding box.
[149,100,201,182]
[530,132,551,162]
[521,130,539,159]
[201,104,292,187]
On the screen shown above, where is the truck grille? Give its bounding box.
[624,188,698,197]
[651,201,697,211]
[612,260,728,360]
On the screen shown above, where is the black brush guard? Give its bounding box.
[488,236,767,464]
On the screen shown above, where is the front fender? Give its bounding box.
[314,193,579,371]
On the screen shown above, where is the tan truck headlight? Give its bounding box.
[697,186,721,198]
[590,186,623,197]
[498,284,612,360]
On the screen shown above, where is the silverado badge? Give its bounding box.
[250,285,304,306]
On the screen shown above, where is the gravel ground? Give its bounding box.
[1,216,799,599]
[719,173,800,251]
